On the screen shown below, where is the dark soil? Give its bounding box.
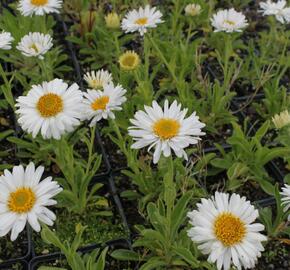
[255,241,290,270]
[0,232,29,261]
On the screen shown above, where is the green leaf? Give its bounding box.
[110,249,141,261]
[171,192,193,238]
[210,158,231,169]
[0,129,14,141]
[227,162,249,180]
[260,147,290,165]
[173,246,199,268]
[94,247,108,270]
[139,257,167,270]
[259,179,275,195]
[41,226,65,250]
[7,137,37,150]
[255,121,270,142]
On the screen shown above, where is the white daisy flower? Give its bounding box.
[16,32,53,59]
[83,69,113,90]
[272,110,290,129]
[0,162,62,241]
[18,0,62,17]
[82,82,127,126]
[211,8,248,33]
[15,78,83,140]
[260,0,290,24]
[281,184,290,221]
[121,5,163,36]
[128,100,205,164]
[0,31,14,50]
[185,4,202,16]
[187,192,267,270]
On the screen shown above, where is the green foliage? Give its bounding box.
[259,184,290,238]
[0,0,290,268]
[112,158,214,270]
[41,224,108,270]
[0,9,71,87]
[211,121,290,194]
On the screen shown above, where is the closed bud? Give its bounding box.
[105,12,120,29]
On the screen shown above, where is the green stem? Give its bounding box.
[223,34,233,89]
[171,0,181,36]
[144,34,150,82]
[147,35,178,83]
[113,32,121,55]
[38,59,50,81]
[86,125,96,175]
[186,20,194,45]
[111,119,128,157]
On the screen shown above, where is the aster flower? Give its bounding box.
[0,162,62,241]
[128,100,205,164]
[16,32,53,59]
[185,3,202,16]
[259,0,290,24]
[187,192,267,270]
[119,51,140,71]
[83,69,113,90]
[18,0,62,16]
[272,110,290,129]
[15,78,83,140]
[211,8,248,33]
[281,184,290,221]
[121,5,163,36]
[0,31,14,50]
[82,82,127,126]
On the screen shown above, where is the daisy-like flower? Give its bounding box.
[82,82,127,126]
[0,162,62,241]
[16,32,53,59]
[121,5,163,36]
[119,51,140,71]
[272,110,290,129]
[185,3,202,16]
[0,31,14,50]
[211,8,248,33]
[187,192,267,270]
[15,78,83,140]
[281,184,290,221]
[84,69,113,90]
[128,100,205,164]
[18,0,62,17]
[259,0,290,24]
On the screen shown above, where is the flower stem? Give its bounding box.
[86,125,96,175]
[147,34,178,83]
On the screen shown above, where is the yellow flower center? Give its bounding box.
[31,0,48,6]
[90,79,103,89]
[119,51,140,71]
[37,93,64,118]
[122,55,136,67]
[91,96,109,111]
[30,43,39,53]
[153,118,180,140]
[8,187,36,213]
[214,212,246,246]
[135,17,148,25]
[224,20,235,26]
